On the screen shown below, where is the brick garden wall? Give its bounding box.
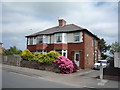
[20,60,56,71]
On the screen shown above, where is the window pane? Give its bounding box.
[75,36,79,41]
[76,54,79,61]
[37,36,43,44]
[63,53,66,57]
[56,34,62,43]
[30,38,33,45]
[74,33,80,42]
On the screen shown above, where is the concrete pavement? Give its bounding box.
[2,64,119,88]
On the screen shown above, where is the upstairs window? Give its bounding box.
[37,36,43,44]
[56,33,62,43]
[74,33,80,42]
[30,37,33,45]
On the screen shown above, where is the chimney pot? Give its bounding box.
[58,19,66,26]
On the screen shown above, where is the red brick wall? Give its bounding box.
[46,44,54,52]
[27,44,68,52]
[53,44,68,50]
[36,44,47,50]
[84,32,96,69]
[27,45,36,52]
[67,43,85,69]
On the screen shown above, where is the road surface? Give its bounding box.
[2,70,78,88]
[2,64,119,89]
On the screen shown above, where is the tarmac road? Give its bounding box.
[2,70,78,88]
[2,64,119,89]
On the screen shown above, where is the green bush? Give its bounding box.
[21,50,61,64]
[37,51,62,64]
[47,51,62,59]
[21,49,33,61]
[32,52,42,61]
[37,53,51,64]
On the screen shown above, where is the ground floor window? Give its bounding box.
[55,50,67,58]
[36,50,47,54]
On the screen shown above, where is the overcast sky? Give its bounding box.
[1,1,118,50]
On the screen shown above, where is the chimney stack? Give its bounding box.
[58,19,66,26]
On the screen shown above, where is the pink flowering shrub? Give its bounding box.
[54,56,74,74]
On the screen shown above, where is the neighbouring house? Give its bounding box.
[26,19,100,69]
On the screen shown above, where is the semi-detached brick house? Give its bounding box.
[26,19,101,69]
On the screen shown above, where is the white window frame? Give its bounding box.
[62,50,67,58]
[43,35,48,44]
[63,33,67,43]
[33,37,36,45]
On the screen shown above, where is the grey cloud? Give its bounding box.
[2,2,118,50]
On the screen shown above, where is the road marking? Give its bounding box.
[98,80,108,86]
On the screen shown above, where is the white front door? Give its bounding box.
[74,52,80,67]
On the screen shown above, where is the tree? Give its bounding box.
[4,46,22,56]
[110,41,120,56]
[98,38,111,59]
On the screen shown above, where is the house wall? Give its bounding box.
[67,43,84,69]
[27,45,36,52]
[67,32,83,43]
[26,31,99,69]
[83,32,98,69]
[53,44,68,50]
[36,44,47,50]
